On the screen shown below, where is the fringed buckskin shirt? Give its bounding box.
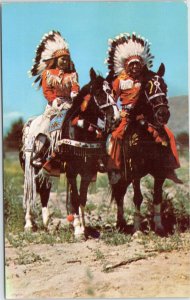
[41,69,80,103]
[112,70,141,105]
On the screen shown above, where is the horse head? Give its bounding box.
[89,68,120,133]
[144,63,170,127]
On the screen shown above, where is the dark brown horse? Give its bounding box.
[59,68,120,236]
[20,68,120,235]
[110,63,182,235]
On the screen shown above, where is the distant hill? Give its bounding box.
[168,95,189,135]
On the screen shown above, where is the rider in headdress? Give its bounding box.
[105,32,180,184]
[28,30,80,174]
[29,30,79,114]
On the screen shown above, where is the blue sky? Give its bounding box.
[2,1,188,133]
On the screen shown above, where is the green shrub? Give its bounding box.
[176,131,189,147]
[4,174,24,233]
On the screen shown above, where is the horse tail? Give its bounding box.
[22,117,37,210]
[23,151,37,210]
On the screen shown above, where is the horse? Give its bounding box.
[110,63,182,235]
[20,68,120,236]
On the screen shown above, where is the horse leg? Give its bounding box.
[112,180,128,230]
[133,178,143,232]
[38,182,51,228]
[67,176,85,237]
[23,152,36,231]
[78,178,91,232]
[153,178,165,235]
[24,201,33,231]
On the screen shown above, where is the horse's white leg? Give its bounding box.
[153,204,164,233]
[23,151,36,232]
[73,214,84,237]
[42,206,50,228]
[24,202,32,231]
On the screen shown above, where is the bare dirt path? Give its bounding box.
[5,232,190,299]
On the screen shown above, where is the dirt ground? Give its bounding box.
[5,177,190,299]
[5,230,190,299]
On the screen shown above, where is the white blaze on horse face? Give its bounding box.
[103,81,111,93]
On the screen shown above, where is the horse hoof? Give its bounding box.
[116,220,127,232]
[74,228,86,241]
[74,226,85,236]
[132,230,143,239]
[24,225,32,232]
[155,225,165,237]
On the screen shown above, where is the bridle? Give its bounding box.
[92,81,120,125]
[145,75,166,100]
[145,75,168,109]
[93,81,117,109]
[144,75,169,127]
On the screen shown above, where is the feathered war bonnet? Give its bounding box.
[28,30,70,87]
[105,32,154,77]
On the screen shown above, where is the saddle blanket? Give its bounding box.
[49,111,67,133]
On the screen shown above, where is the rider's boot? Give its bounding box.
[97,158,106,173]
[32,158,43,168]
[108,169,121,185]
[42,155,61,177]
[166,169,183,184]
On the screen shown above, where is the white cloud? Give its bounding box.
[3,111,23,122]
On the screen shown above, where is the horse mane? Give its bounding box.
[64,71,106,123]
[132,68,156,119]
[63,83,91,124]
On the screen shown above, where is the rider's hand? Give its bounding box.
[70,91,78,99]
[120,110,128,118]
[52,98,62,109]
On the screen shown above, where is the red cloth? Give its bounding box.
[108,71,141,170]
[164,125,180,168]
[107,113,128,170]
[41,69,80,103]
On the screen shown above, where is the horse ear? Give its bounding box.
[106,71,114,83]
[90,68,97,81]
[157,63,165,77]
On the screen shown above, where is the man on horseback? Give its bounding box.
[28,30,80,175]
[105,32,180,184]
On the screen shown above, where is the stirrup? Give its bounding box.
[109,170,121,184]
[32,159,43,168]
[97,159,106,173]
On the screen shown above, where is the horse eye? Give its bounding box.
[106,88,111,94]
